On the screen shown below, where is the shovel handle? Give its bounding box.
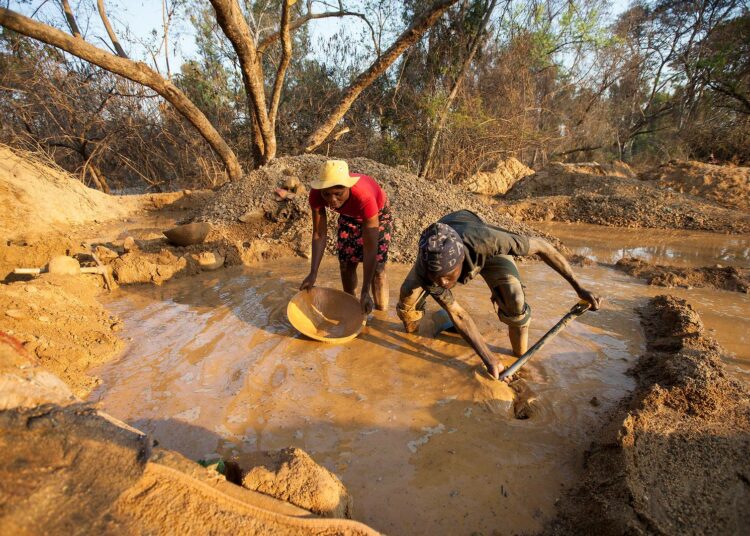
[499,300,591,381]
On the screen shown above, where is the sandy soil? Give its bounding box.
[0,145,134,240]
[546,295,750,535]
[0,275,123,397]
[615,257,750,293]
[639,160,750,212]
[3,147,750,534]
[501,162,750,233]
[464,157,534,196]
[0,337,380,535]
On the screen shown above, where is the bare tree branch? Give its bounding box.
[59,0,81,37]
[305,0,460,152]
[97,0,127,58]
[257,8,376,54]
[0,7,243,180]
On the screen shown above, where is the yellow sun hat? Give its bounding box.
[311,160,360,190]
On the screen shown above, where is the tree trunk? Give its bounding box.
[268,0,293,129]
[304,0,460,153]
[419,0,497,178]
[88,164,111,194]
[209,0,276,163]
[0,8,243,181]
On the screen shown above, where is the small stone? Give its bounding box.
[194,251,225,271]
[94,245,119,262]
[24,286,38,294]
[123,236,137,252]
[38,316,50,323]
[238,208,264,223]
[47,256,80,275]
[282,176,301,192]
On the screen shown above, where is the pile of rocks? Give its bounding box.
[198,155,547,264]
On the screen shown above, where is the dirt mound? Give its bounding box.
[502,162,750,233]
[0,339,380,535]
[0,405,380,535]
[547,295,750,535]
[640,160,750,212]
[0,275,123,397]
[615,257,749,293]
[465,157,534,196]
[0,145,138,240]
[198,155,551,264]
[99,231,284,285]
[242,447,352,518]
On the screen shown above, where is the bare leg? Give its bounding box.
[373,263,389,311]
[340,260,358,296]
[508,324,529,357]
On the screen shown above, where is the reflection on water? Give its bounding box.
[534,222,750,268]
[89,257,749,535]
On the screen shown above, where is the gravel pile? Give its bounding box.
[198,155,547,264]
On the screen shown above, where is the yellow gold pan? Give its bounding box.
[287,287,366,344]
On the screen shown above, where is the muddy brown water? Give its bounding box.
[534,221,750,268]
[89,226,750,535]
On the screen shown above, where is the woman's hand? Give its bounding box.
[360,291,374,315]
[300,272,317,291]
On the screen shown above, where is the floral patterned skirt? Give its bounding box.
[337,205,393,265]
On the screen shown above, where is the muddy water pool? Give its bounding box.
[535,222,750,378]
[90,232,749,534]
[534,221,750,268]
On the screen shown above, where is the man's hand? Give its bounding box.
[300,272,317,291]
[360,291,374,315]
[577,288,602,310]
[486,359,503,381]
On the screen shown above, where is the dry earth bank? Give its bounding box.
[546,295,750,535]
[501,161,750,233]
[615,257,750,293]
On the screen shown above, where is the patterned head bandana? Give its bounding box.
[418,223,465,276]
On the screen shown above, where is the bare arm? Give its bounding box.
[527,237,602,309]
[301,208,327,290]
[359,215,379,313]
[444,301,502,380]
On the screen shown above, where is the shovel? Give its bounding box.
[499,300,591,382]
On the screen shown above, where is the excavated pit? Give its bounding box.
[85,224,750,535]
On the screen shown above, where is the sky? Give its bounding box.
[9,0,633,75]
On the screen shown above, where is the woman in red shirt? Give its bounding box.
[300,160,392,314]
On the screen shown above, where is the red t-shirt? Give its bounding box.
[309,174,388,220]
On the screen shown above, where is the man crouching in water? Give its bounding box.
[397,210,602,380]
